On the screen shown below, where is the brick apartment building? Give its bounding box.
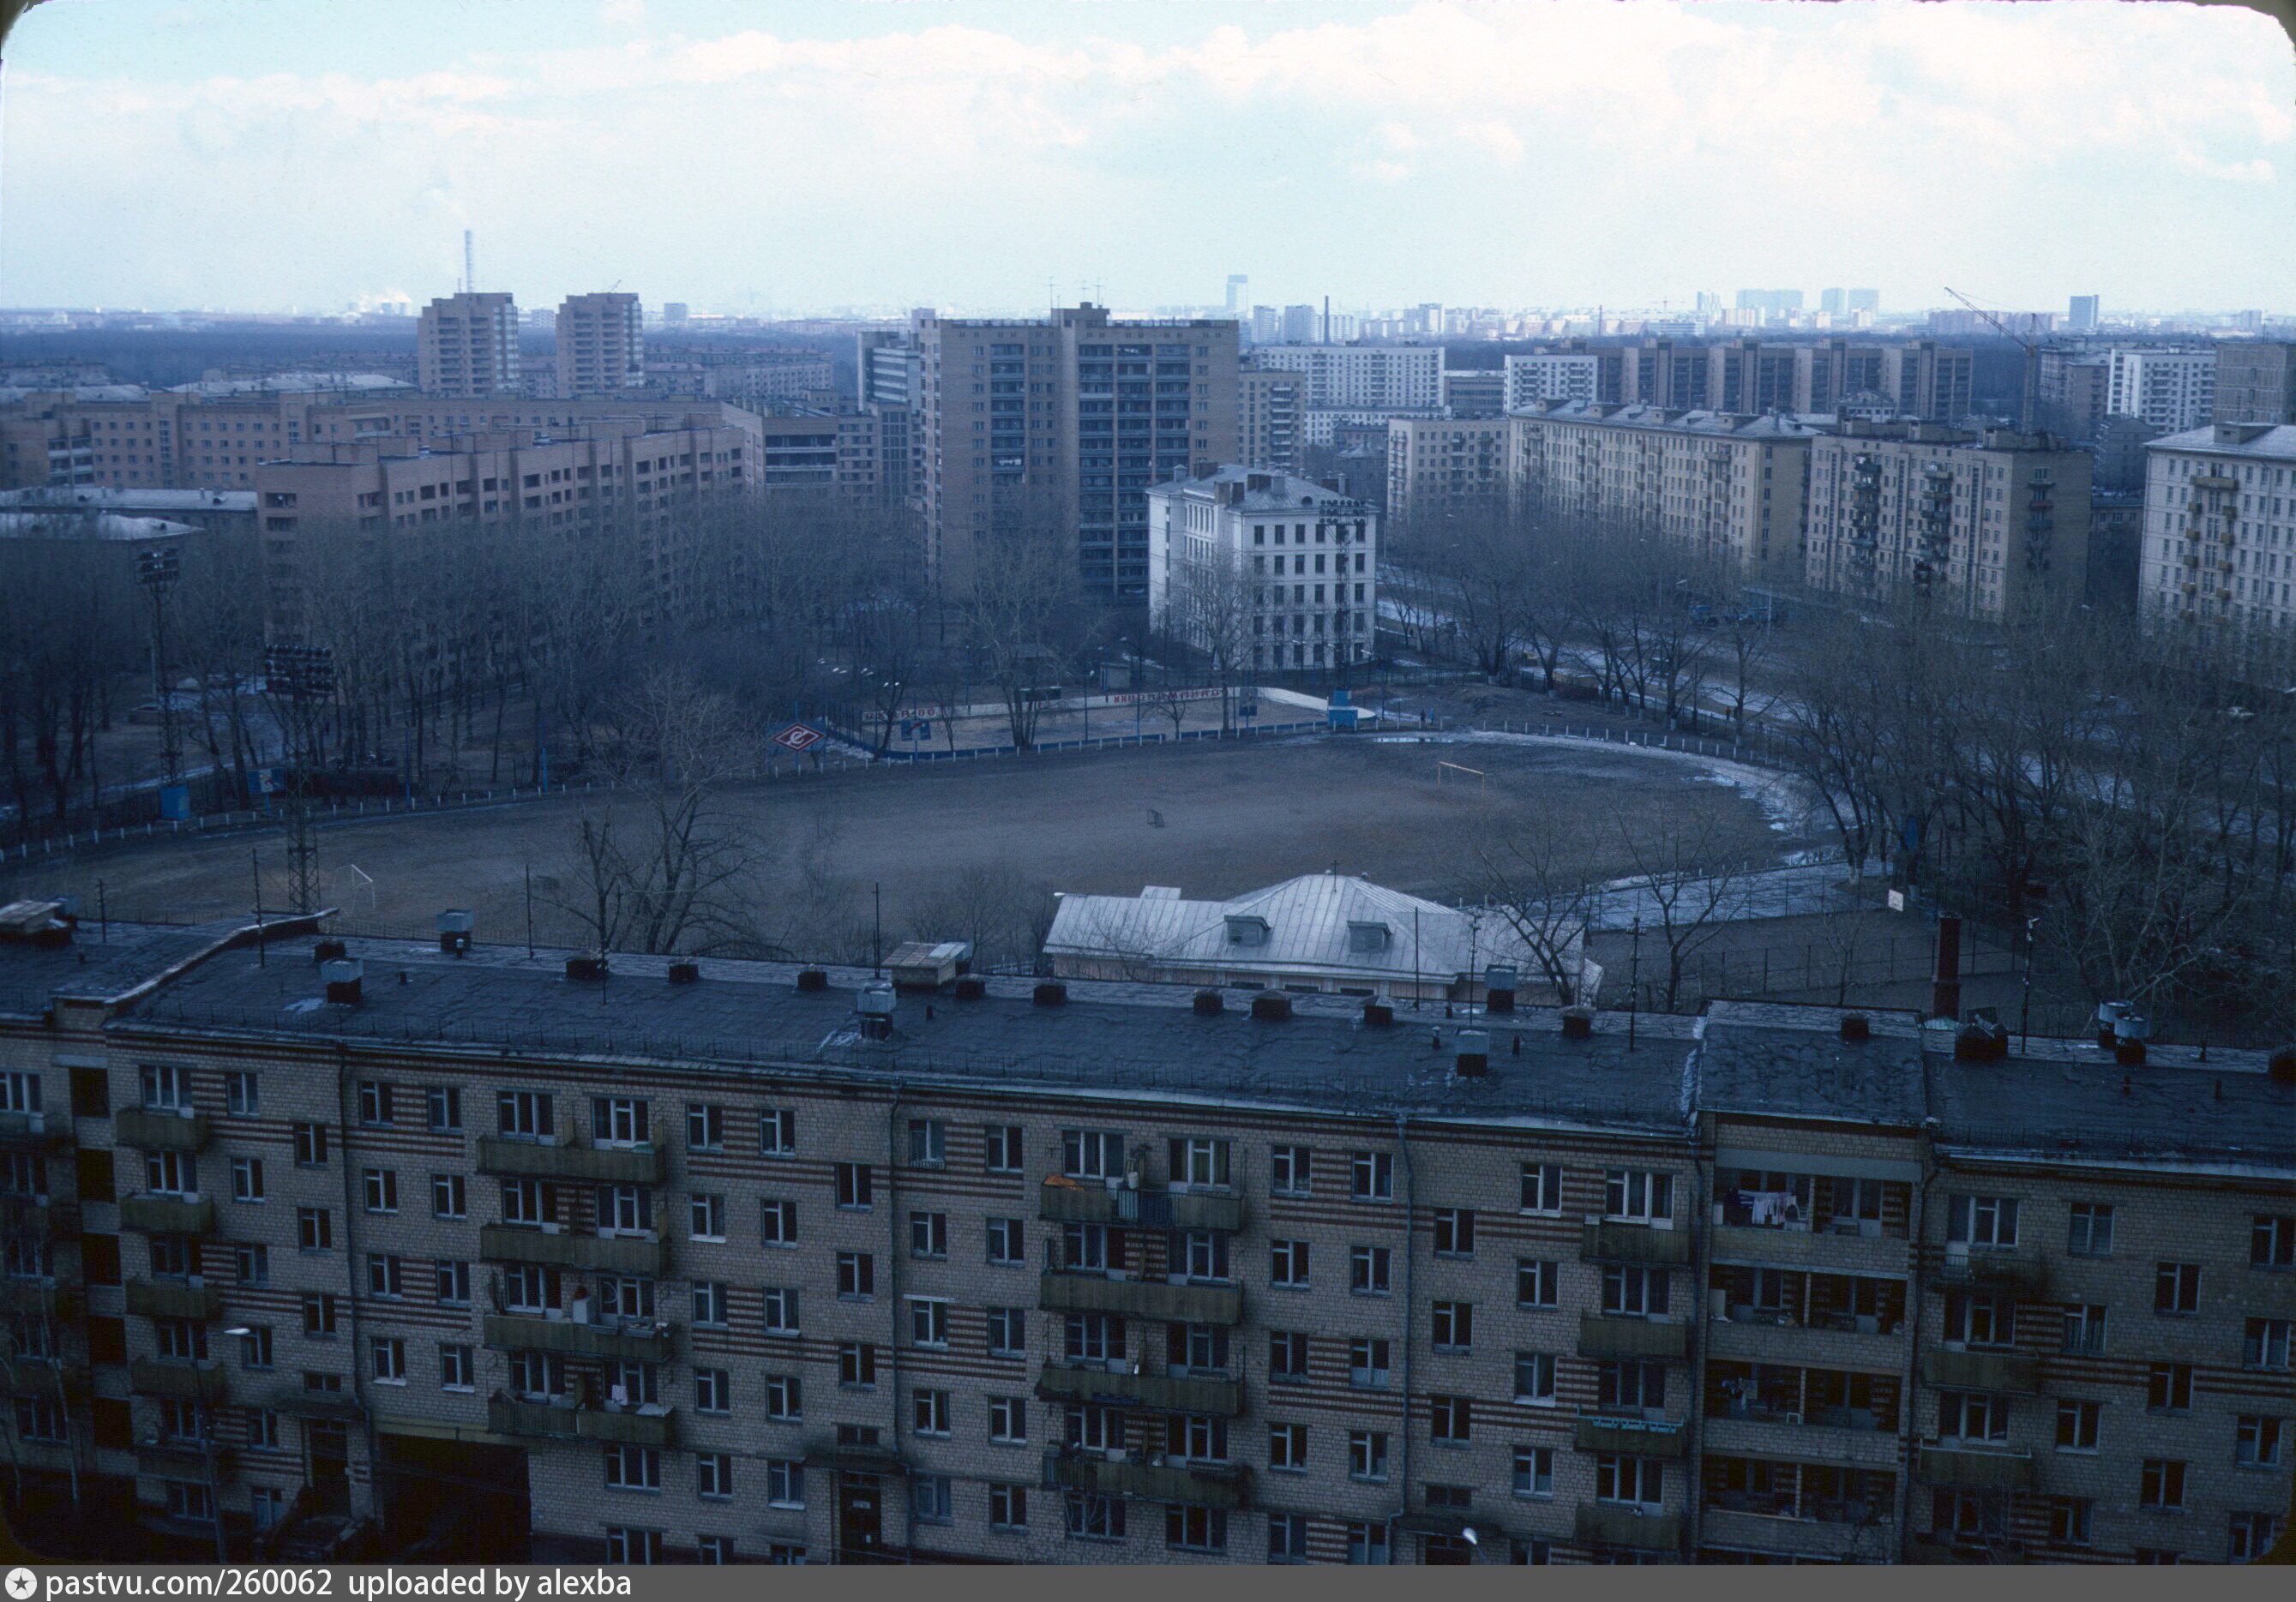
[0,913,2287,1566]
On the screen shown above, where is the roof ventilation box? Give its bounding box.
[1250,993,1291,1022]
[667,961,700,986]
[1484,964,1518,1014]
[1193,990,1224,1017]
[1034,981,1067,1008]
[796,969,829,993]
[566,955,608,983]
[1841,1012,1871,1042]
[1560,1005,1595,1040]
[436,909,474,956]
[322,958,364,1005]
[1361,1000,1394,1028]
[1454,1029,1490,1077]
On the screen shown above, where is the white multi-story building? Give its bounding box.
[1249,345,1442,411]
[555,292,645,399]
[1504,351,1601,410]
[2106,346,2216,432]
[2139,421,2296,634]
[1146,465,1376,673]
[416,292,520,398]
[1387,416,1512,525]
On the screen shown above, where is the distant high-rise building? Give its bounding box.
[416,291,520,398]
[1820,288,1848,316]
[2106,346,2216,432]
[1280,304,1319,344]
[1847,289,1880,314]
[1224,275,1249,315]
[1248,306,1281,345]
[2233,309,2266,334]
[1503,351,1601,409]
[662,302,689,325]
[554,292,645,399]
[1237,366,1304,471]
[2068,294,2100,333]
[1735,289,1803,315]
[1694,291,1723,321]
[2212,341,2296,425]
[1250,345,1442,411]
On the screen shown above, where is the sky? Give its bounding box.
[2,0,2289,318]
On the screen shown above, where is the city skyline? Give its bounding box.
[1,1,2288,315]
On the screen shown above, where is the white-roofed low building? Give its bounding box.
[1043,869,1595,1004]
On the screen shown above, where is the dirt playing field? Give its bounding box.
[7,732,1826,965]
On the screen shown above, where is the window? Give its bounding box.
[912,1474,952,1525]
[1601,1360,1667,1412]
[1167,1506,1226,1552]
[1179,1230,1229,1281]
[1344,1521,1387,1565]
[833,1162,872,1209]
[424,1085,460,1132]
[1596,1455,1664,1507]
[230,1157,264,1203]
[1267,1512,1307,1563]
[2061,1303,2107,1356]
[2068,1203,2115,1257]
[1432,1208,1475,1257]
[1432,1301,1473,1352]
[1344,1428,1391,1481]
[766,1459,804,1509]
[1065,1491,1124,1541]
[1950,1194,2020,1247]
[1520,1161,1562,1213]
[223,1071,258,1115]
[983,1124,1022,1173]
[366,1254,405,1298]
[144,1150,195,1195]
[1269,1239,1309,1288]
[2247,1318,2293,1371]
[1942,1390,2011,1442]
[900,1118,947,1167]
[1349,1336,1391,1389]
[237,1327,273,1370]
[1350,1150,1393,1201]
[2149,1362,2195,1411]
[496,1089,551,1137]
[986,1306,1026,1358]
[1605,1168,1674,1223]
[2230,1513,2279,1564]
[1271,1144,1312,1195]
[1169,1137,1230,1187]
[357,1080,394,1125]
[909,1299,950,1348]
[763,1375,801,1422]
[1269,1421,1307,1471]
[297,1208,333,1251]
[685,1103,724,1151]
[1513,1352,1557,1403]
[695,1537,731,1566]
[912,1388,952,1436]
[990,1484,1028,1530]
[910,1210,948,1258]
[1945,1291,2015,1347]
[693,1368,729,1415]
[2156,1262,2202,1314]
[691,1281,728,1327]
[139,1064,186,1110]
[1429,1395,1471,1443]
[370,1336,406,1383]
[292,1122,328,1167]
[688,1194,724,1241]
[1516,1257,1560,1307]
[759,1107,795,1155]
[760,1198,797,1246]
[838,1341,877,1389]
[1350,1245,1391,1294]
[2255,1215,2295,1269]
[2235,1414,2284,1467]
[430,1173,466,1220]
[836,1251,875,1299]
[1513,1444,1555,1498]
[592,1097,648,1146]
[989,1396,1027,1443]
[234,1244,268,1287]
[760,1286,800,1335]
[1602,1263,1671,1317]
[2056,1398,2101,1451]
[762,1543,803,1566]
[2140,1458,2186,1510]
[362,1168,398,1214]
[1062,1130,1123,1179]
[694,1452,731,1500]
[2049,1497,2095,1548]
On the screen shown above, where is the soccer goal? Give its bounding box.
[1434,760,1489,792]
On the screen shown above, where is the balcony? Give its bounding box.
[115,1106,211,1152]
[129,1359,226,1403]
[1709,1222,1908,1276]
[0,1356,87,1398]
[1036,1363,1243,1417]
[1704,1317,1905,1371]
[1037,1181,1244,1233]
[486,1394,675,1447]
[2192,473,2239,492]
[135,1439,235,1477]
[1040,1272,1242,1327]
[0,1196,78,1239]
[268,1389,366,1422]
[1581,1221,1692,1266]
[1575,1503,1681,1553]
[476,1137,666,1186]
[482,1312,674,1363]
[1043,1450,1252,1510]
[1908,1534,2026,1565]
[1932,1250,2047,1296]
[1576,1413,1689,1458]
[1917,1443,2035,1491]
[128,1281,225,1321]
[803,1439,908,1476]
[1578,1313,1690,1360]
[479,1224,667,1276]
[1921,1347,2041,1394]
[121,1194,216,1235]
[1702,1412,1902,1469]
[1701,1505,1891,1558]
[0,1277,76,1320]
[578,1406,677,1448]
[0,1111,69,1152]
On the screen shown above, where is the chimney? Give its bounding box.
[2113,1011,2149,1066]
[857,981,896,1041]
[322,958,364,1005]
[1483,964,1518,1015]
[566,955,608,982]
[1250,992,1291,1021]
[796,969,830,993]
[1840,1012,1871,1042]
[1033,981,1068,1008]
[1193,989,1224,1017]
[1454,1029,1490,1077]
[1930,915,1962,1020]
[1361,999,1394,1028]
[667,960,700,985]
[436,909,474,956]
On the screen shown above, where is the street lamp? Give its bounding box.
[137,544,183,786]
[203,1326,254,1563]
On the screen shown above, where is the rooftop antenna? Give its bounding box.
[464,230,476,296]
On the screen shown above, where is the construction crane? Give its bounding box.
[1945,286,2047,431]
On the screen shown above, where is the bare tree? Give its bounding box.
[1616,810,1764,1011]
[1472,819,1601,1005]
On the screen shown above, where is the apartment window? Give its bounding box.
[2149,1362,2195,1412]
[2156,1262,2202,1314]
[601,1444,660,1493]
[1348,1429,1390,1481]
[297,1208,333,1252]
[230,1157,264,1203]
[758,1108,796,1156]
[1062,1130,1123,1179]
[362,1168,398,1214]
[694,1537,731,1567]
[1604,1168,1674,1223]
[1167,1506,1227,1553]
[237,1327,273,1370]
[1065,1491,1124,1541]
[760,1287,800,1335]
[985,1306,1026,1358]
[1942,1390,2011,1442]
[2140,1459,2186,1510]
[366,1254,404,1298]
[907,1119,947,1167]
[691,1281,728,1327]
[223,1071,258,1115]
[838,1341,878,1389]
[835,1251,875,1299]
[2049,1497,2095,1548]
[1520,1161,1562,1214]
[302,1294,338,1338]
[760,1198,797,1247]
[1270,1143,1312,1195]
[1949,1194,2021,1247]
[912,1388,953,1437]
[1513,1444,1555,1498]
[1596,1455,1664,1508]
[2255,1215,2295,1269]
[422,1172,466,1220]
[989,1484,1028,1530]
[2230,1513,2279,1564]
[688,1194,724,1241]
[1269,1421,1307,1472]
[1268,1239,1310,1288]
[370,1336,406,1383]
[1349,1151,1394,1201]
[1267,1512,1307,1563]
[357,1081,394,1126]
[1169,1137,1230,1187]
[983,1125,1023,1173]
[986,1217,1024,1265]
[292,1123,328,1167]
[1344,1521,1387,1565]
[1268,1329,1309,1382]
[909,1299,950,1349]
[1602,1263,1671,1317]
[2235,1414,2285,1467]
[764,1375,802,1422]
[1350,1245,1391,1294]
[496,1090,550,1139]
[694,1452,732,1500]
[910,1210,949,1258]
[1513,1351,1558,1403]
[2246,1318,2293,1371]
[1432,1208,1475,1257]
[422,1085,460,1132]
[234,1244,268,1286]
[1431,1301,1473,1353]
[2068,1203,2115,1257]
[989,1396,1027,1443]
[592,1097,648,1146]
[1349,1336,1391,1389]
[2054,1397,2101,1452]
[912,1474,952,1526]
[144,1150,195,1196]
[833,1162,872,1209]
[685,1103,724,1151]
[762,1459,805,1509]
[2061,1303,2107,1356]
[1429,1395,1472,1444]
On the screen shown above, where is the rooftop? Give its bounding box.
[1510,399,1829,440]
[1145,469,1370,515]
[0,510,196,543]
[2149,421,2296,462]
[0,487,255,513]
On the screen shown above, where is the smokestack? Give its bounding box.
[465,230,476,295]
[1931,915,1962,1021]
